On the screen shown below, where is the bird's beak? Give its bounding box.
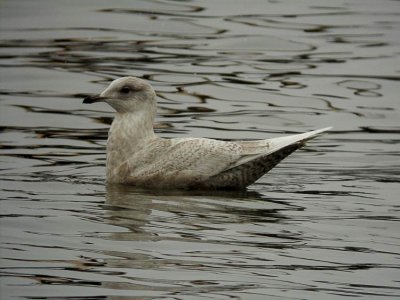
[83,94,107,104]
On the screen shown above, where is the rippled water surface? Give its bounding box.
[1,0,400,299]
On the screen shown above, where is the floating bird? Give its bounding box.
[83,77,331,189]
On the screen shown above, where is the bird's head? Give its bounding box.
[83,77,157,115]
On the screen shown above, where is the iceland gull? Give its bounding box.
[83,77,331,189]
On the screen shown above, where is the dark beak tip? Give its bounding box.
[83,97,93,104]
[83,95,102,104]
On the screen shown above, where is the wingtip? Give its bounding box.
[314,126,333,133]
[305,126,333,136]
[294,126,332,143]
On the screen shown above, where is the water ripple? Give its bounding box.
[1,0,400,299]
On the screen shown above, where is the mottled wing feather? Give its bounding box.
[199,143,303,189]
[124,127,331,189]
[125,137,243,187]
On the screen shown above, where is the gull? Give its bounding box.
[83,77,331,189]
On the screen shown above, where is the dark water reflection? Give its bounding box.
[1,0,400,299]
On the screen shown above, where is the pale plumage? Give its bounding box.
[83,77,331,189]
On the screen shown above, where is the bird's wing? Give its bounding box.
[151,137,244,176]
[126,127,331,187]
[123,137,244,188]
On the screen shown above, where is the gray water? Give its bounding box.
[1,0,399,299]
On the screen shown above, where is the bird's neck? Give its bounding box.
[108,111,156,150]
[106,111,156,183]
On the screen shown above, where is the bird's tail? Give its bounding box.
[267,127,332,153]
[203,127,332,189]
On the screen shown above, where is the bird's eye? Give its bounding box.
[120,86,131,94]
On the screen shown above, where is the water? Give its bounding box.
[1,0,399,299]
